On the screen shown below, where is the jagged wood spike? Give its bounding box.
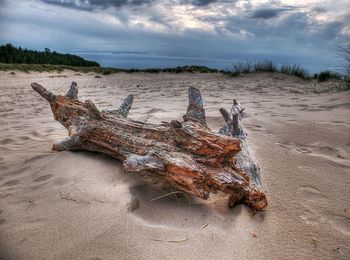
[85,100,103,119]
[117,94,134,118]
[231,99,246,139]
[231,99,244,120]
[65,81,78,100]
[231,112,240,136]
[183,86,207,126]
[219,108,231,122]
[219,99,246,138]
[102,94,134,118]
[31,83,56,103]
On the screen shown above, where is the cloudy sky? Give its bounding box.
[0,0,349,71]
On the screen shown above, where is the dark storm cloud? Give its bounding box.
[187,0,219,6]
[89,0,152,7]
[181,0,238,6]
[41,0,152,10]
[41,0,224,10]
[250,7,290,19]
[223,10,348,43]
[312,7,327,13]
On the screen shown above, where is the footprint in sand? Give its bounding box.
[298,186,350,236]
[277,141,350,167]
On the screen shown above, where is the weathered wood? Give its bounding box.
[32,82,267,210]
[65,81,78,100]
[218,100,265,208]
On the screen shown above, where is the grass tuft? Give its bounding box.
[254,61,278,72]
[227,61,310,80]
[279,64,310,79]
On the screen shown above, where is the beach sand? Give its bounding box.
[0,71,349,259]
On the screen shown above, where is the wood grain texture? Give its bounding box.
[32,82,267,210]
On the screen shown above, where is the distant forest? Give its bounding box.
[0,43,100,67]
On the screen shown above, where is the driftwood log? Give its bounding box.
[32,82,267,210]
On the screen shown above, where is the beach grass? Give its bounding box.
[2,61,350,93]
[227,61,311,80]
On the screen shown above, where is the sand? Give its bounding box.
[0,70,349,260]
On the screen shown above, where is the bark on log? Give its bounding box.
[32,82,267,210]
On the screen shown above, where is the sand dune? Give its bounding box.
[0,71,349,259]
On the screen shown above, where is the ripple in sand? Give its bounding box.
[298,186,350,236]
[277,141,350,167]
[34,174,53,182]
[2,180,20,187]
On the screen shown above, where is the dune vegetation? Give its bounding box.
[1,43,350,92]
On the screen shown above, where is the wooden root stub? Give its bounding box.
[32,82,267,211]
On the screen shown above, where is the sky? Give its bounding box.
[0,0,349,72]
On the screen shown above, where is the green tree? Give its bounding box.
[0,43,100,67]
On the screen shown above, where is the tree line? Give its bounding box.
[0,43,100,67]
